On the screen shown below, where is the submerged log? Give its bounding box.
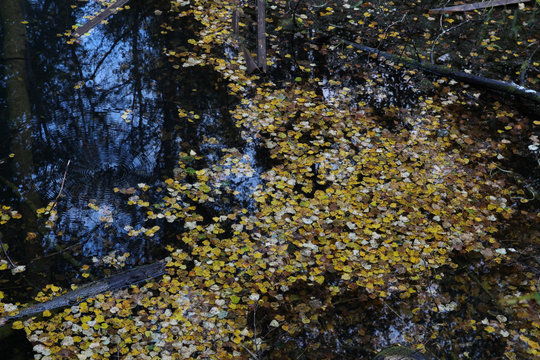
[373,346,431,360]
[341,39,540,103]
[72,0,132,38]
[0,261,166,326]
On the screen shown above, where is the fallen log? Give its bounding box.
[0,260,166,326]
[430,0,531,14]
[341,39,540,103]
[72,0,132,38]
[373,346,431,360]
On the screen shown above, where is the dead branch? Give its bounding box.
[430,0,531,14]
[0,260,166,326]
[72,0,132,38]
[341,39,540,103]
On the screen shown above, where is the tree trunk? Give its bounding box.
[256,0,267,72]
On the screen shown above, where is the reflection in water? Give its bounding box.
[0,0,259,288]
[26,0,166,262]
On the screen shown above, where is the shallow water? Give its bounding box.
[0,0,261,295]
[1,1,538,359]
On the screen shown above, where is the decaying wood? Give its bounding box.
[72,0,132,38]
[0,260,166,326]
[232,1,240,38]
[342,39,540,103]
[256,0,267,72]
[430,0,531,14]
[242,44,260,73]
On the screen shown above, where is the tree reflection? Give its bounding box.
[0,0,249,290]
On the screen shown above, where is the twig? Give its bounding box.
[382,300,408,326]
[50,160,71,211]
[510,185,537,201]
[312,1,328,8]
[27,243,81,264]
[377,13,407,51]
[520,45,539,86]
[240,343,259,360]
[430,20,470,64]
[294,346,307,360]
[0,233,16,269]
[232,0,240,39]
[340,38,540,103]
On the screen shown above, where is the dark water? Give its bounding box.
[1,1,537,359]
[0,0,429,290]
[0,5,438,358]
[0,0,260,299]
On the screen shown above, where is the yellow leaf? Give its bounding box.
[12,321,24,330]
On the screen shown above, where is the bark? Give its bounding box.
[342,40,540,103]
[256,0,267,72]
[232,1,240,39]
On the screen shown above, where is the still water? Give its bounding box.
[0,0,259,297]
[2,1,537,359]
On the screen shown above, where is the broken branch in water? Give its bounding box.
[0,232,16,269]
[49,159,70,212]
[430,0,531,14]
[0,260,166,326]
[72,0,132,38]
[340,39,540,103]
